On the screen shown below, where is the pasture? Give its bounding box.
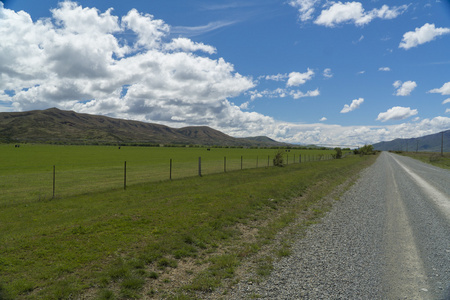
[0,144,366,299]
[0,144,336,206]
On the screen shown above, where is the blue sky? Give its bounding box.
[1,0,450,146]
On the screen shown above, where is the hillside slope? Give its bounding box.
[0,108,287,147]
[373,130,450,152]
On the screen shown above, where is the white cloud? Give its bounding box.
[399,23,450,50]
[340,98,364,113]
[323,68,333,78]
[376,106,418,122]
[314,2,408,27]
[287,69,314,87]
[0,1,270,132]
[446,108,450,114]
[443,98,450,104]
[264,74,288,81]
[319,117,327,121]
[265,116,450,147]
[164,38,217,54]
[393,80,417,96]
[2,2,449,148]
[288,0,321,22]
[290,89,320,99]
[379,67,391,71]
[429,82,450,95]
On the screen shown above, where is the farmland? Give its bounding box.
[0,144,370,299]
[0,144,337,206]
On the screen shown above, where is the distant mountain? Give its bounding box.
[0,108,289,147]
[373,130,450,152]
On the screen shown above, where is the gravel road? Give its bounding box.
[229,152,450,299]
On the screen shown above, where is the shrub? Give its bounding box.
[332,147,342,159]
[273,150,284,167]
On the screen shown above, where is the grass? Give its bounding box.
[0,144,339,206]
[0,145,373,299]
[396,151,450,169]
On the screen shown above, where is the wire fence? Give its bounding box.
[0,153,336,207]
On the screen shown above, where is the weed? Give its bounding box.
[120,275,145,290]
[98,289,115,300]
[157,258,178,269]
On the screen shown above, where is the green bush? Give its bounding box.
[333,147,342,159]
[273,150,284,167]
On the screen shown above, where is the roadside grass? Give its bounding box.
[0,151,375,299]
[396,151,450,169]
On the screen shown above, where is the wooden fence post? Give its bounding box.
[124,161,127,190]
[52,165,55,199]
[198,157,202,177]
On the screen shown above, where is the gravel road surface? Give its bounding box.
[229,152,450,299]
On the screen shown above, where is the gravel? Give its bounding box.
[228,152,450,299]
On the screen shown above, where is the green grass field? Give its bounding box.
[0,144,366,299]
[0,144,337,207]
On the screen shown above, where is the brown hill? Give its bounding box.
[0,108,288,147]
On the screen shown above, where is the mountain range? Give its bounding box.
[373,130,450,152]
[0,108,288,147]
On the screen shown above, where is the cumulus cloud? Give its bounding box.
[376,106,418,122]
[393,80,417,96]
[164,37,217,54]
[429,82,450,95]
[0,1,267,132]
[340,98,364,113]
[319,117,327,121]
[379,67,390,71]
[314,2,408,27]
[1,2,449,148]
[443,98,450,104]
[399,23,450,50]
[287,69,315,87]
[268,116,450,147]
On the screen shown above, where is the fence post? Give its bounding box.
[52,165,55,199]
[224,156,226,173]
[268,155,270,167]
[170,159,172,180]
[198,157,202,177]
[124,161,127,190]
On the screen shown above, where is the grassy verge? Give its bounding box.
[396,151,450,169]
[0,154,377,299]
